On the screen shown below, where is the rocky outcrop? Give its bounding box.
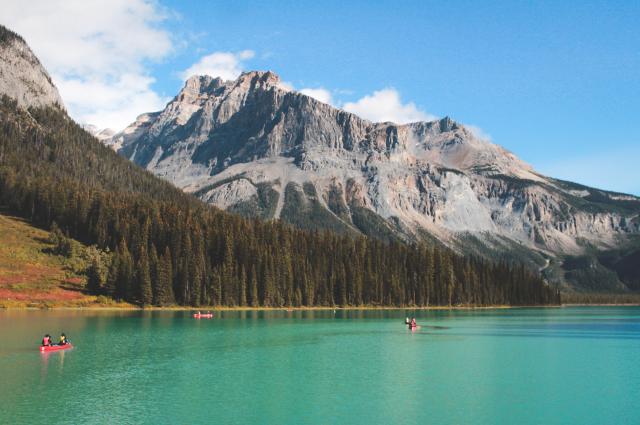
[0,25,64,110]
[111,70,640,289]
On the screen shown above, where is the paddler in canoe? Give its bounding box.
[41,334,52,347]
[41,333,70,347]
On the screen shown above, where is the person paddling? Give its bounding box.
[58,333,68,345]
[410,318,417,328]
[42,334,51,346]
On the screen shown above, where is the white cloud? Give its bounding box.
[180,50,255,81]
[0,0,173,130]
[343,88,436,124]
[277,81,295,92]
[299,87,333,104]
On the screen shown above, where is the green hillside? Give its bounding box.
[0,212,132,308]
[0,95,559,307]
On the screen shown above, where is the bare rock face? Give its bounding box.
[112,69,640,289]
[0,25,64,110]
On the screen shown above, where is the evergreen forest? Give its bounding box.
[0,97,560,307]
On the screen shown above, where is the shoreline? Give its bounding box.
[2,303,638,312]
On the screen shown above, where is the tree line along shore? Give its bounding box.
[0,97,560,308]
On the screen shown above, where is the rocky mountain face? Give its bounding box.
[112,71,640,291]
[0,25,64,110]
[0,21,636,293]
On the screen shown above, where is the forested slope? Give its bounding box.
[0,96,560,307]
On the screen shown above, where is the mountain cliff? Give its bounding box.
[0,26,560,308]
[113,71,640,292]
[0,25,64,110]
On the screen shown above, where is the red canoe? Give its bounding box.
[40,343,73,352]
[193,313,213,319]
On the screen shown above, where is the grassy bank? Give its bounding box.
[0,213,133,309]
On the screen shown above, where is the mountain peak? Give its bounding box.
[180,75,224,98]
[235,70,282,91]
[439,116,457,132]
[178,71,283,102]
[110,55,640,277]
[239,70,280,83]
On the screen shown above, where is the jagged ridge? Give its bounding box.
[111,72,640,292]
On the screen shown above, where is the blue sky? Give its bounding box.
[4,0,639,194]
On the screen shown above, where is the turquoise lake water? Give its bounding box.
[0,307,638,424]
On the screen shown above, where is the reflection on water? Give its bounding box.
[39,350,48,383]
[39,348,68,383]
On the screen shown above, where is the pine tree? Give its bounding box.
[156,247,174,305]
[86,255,104,293]
[116,239,134,301]
[239,266,247,306]
[137,245,153,306]
[149,244,159,304]
[104,254,119,297]
[249,265,259,307]
[0,96,560,309]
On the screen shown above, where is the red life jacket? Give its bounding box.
[42,337,50,346]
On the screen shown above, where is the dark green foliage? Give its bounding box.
[137,246,153,305]
[49,222,76,257]
[192,175,249,198]
[350,206,400,242]
[85,246,110,293]
[0,25,24,45]
[563,255,624,292]
[550,178,640,216]
[591,239,640,291]
[487,174,536,190]
[254,183,280,219]
[86,256,104,293]
[302,182,316,197]
[280,182,356,235]
[0,98,559,307]
[155,247,175,305]
[195,178,279,220]
[227,182,280,220]
[561,292,640,304]
[325,184,351,223]
[455,233,547,271]
[611,249,640,290]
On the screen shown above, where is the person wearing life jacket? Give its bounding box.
[59,333,68,345]
[42,334,51,346]
[410,318,417,328]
